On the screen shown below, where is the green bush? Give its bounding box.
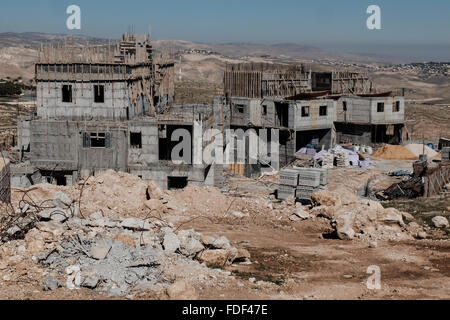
[0,81,22,96]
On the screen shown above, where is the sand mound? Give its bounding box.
[405,143,440,159]
[372,145,417,160]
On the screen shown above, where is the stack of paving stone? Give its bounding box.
[442,147,450,162]
[278,167,328,201]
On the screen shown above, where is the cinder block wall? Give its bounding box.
[0,158,11,203]
[37,82,132,120]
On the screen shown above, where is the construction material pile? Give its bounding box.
[321,153,334,169]
[441,147,450,162]
[314,145,370,169]
[278,167,328,201]
[372,145,417,160]
[378,159,450,200]
[334,149,350,167]
[0,173,252,298]
[405,143,440,160]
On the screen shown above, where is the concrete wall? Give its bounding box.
[292,100,335,130]
[336,96,404,124]
[226,97,334,132]
[0,158,10,203]
[30,120,79,171]
[37,81,134,120]
[130,164,205,190]
[370,97,405,124]
[336,97,371,123]
[26,116,213,189]
[128,123,159,167]
[17,117,31,151]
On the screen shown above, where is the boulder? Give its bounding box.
[417,231,428,239]
[432,216,449,228]
[177,229,204,257]
[401,211,415,223]
[82,274,100,289]
[197,249,230,267]
[43,275,61,291]
[311,190,342,208]
[310,206,335,219]
[337,225,355,240]
[294,208,312,220]
[53,191,72,209]
[234,248,251,261]
[201,235,231,249]
[378,208,405,226]
[163,230,181,253]
[147,181,164,200]
[336,212,355,240]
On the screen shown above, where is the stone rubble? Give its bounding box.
[1,188,251,297]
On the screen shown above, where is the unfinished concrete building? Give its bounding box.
[217,64,339,175]
[218,64,405,175]
[334,95,405,145]
[13,34,220,189]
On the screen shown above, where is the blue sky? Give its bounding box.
[1,0,450,60]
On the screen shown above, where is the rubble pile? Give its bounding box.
[1,177,251,297]
[289,189,430,241]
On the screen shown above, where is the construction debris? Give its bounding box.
[379,160,450,200]
[310,190,417,241]
[0,171,252,297]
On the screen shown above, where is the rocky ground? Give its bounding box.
[0,159,449,300]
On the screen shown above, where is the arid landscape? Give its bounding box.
[1,32,449,140]
[0,31,449,301]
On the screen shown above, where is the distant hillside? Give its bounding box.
[0,32,404,83]
[0,32,110,48]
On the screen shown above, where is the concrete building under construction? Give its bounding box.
[11,37,405,187]
[215,63,405,175]
[13,34,221,189]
